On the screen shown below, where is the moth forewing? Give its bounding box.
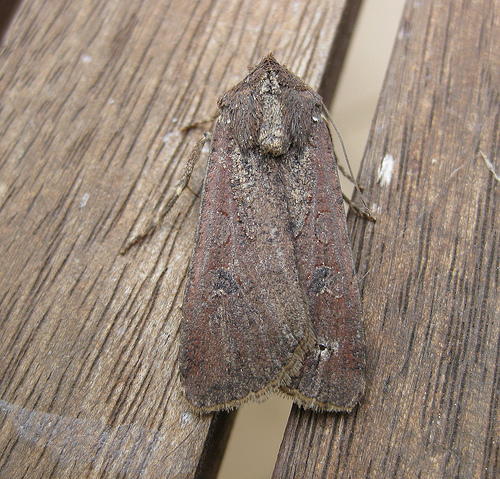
[280,114,366,411]
[179,56,316,413]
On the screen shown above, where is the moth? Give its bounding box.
[178,54,366,413]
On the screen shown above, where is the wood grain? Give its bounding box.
[0,0,361,476]
[274,0,500,477]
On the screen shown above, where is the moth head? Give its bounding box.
[218,57,323,157]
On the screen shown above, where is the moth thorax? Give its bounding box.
[259,93,287,156]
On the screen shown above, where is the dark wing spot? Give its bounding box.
[309,266,338,294]
[212,269,239,295]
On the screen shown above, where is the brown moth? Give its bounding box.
[179,53,366,413]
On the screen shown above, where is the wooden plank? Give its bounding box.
[0,0,362,476]
[274,0,500,477]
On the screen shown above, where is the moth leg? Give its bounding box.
[120,132,213,254]
[337,163,365,191]
[337,163,378,221]
[323,108,375,222]
[337,161,376,222]
[180,112,219,132]
[342,192,377,221]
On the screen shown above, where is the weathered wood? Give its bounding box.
[0,0,362,476]
[274,0,500,477]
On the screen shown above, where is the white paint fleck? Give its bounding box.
[0,182,7,205]
[180,412,193,425]
[371,203,383,215]
[79,193,90,209]
[81,54,92,64]
[431,158,437,164]
[162,132,175,143]
[377,154,395,187]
